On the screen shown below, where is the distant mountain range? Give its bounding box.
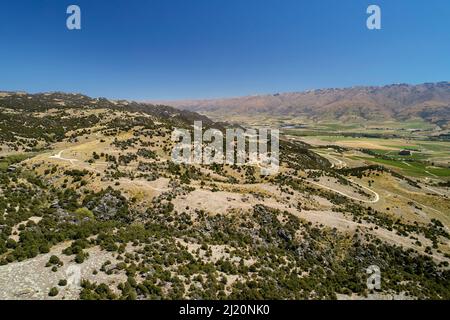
[155,82,450,126]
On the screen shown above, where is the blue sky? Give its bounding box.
[0,0,449,100]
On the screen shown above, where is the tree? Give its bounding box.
[58,279,67,286]
[48,287,59,297]
[48,255,62,266]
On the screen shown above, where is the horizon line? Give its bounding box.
[2,80,448,103]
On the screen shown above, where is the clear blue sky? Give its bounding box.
[0,0,449,100]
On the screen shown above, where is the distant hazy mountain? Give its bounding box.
[158,82,450,125]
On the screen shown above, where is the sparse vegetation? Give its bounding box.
[0,91,448,300]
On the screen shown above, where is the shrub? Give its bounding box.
[48,287,59,297]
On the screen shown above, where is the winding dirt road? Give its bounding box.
[49,149,170,193]
[308,179,380,204]
[49,150,78,164]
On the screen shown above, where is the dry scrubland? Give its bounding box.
[0,92,449,300]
